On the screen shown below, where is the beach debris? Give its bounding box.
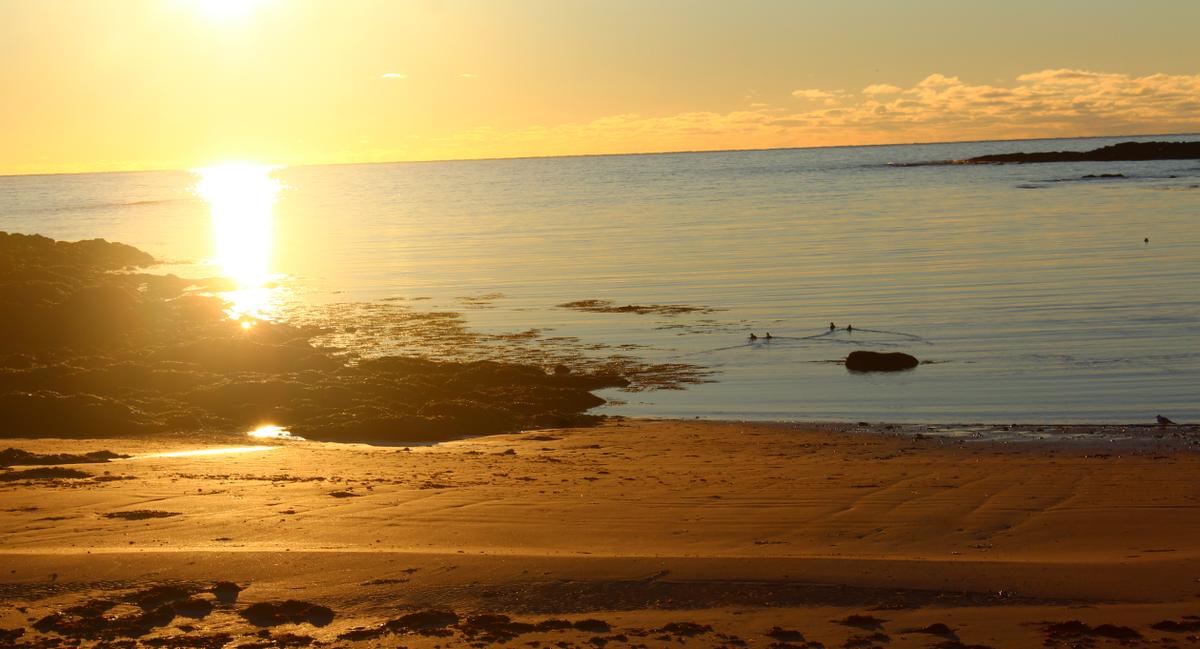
[1040,620,1142,642]
[458,613,539,643]
[766,626,806,641]
[844,631,891,647]
[103,510,181,520]
[845,351,919,372]
[834,614,887,630]
[1151,617,1200,632]
[899,622,957,639]
[383,609,460,634]
[652,622,713,637]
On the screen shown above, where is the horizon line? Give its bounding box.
[3,130,1199,179]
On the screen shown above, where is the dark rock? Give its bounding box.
[1152,618,1200,632]
[384,609,460,634]
[124,585,192,609]
[0,448,127,467]
[845,351,919,372]
[209,581,243,604]
[834,614,887,630]
[0,466,92,481]
[458,614,538,643]
[766,627,806,641]
[574,619,612,633]
[1042,620,1142,641]
[901,622,956,638]
[239,600,334,627]
[654,622,712,636]
[0,391,162,438]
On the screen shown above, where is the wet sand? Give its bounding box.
[3,419,1200,648]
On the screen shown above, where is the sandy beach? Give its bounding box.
[4,2,1200,647]
[4,419,1199,648]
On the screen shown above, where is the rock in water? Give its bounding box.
[845,351,919,372]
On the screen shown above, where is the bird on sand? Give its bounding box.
[1157,415,1176,426]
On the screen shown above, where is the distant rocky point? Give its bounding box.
[960,140,1200,165]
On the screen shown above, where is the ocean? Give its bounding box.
[2,135,1198,424]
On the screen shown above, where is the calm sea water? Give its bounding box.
[2,135,1198,424]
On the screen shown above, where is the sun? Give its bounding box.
[184,0,265,21]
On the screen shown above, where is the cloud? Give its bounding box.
[916,73,961,88]
[863,83,903,95]
[457,73,476,79]
[376,68,1200,161]
[791,88,843,104]
[380,72,406,79]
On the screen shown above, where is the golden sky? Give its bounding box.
[3,0,1200,174]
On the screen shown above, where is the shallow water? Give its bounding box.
[2,135,1198,424]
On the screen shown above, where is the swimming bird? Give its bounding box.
[846,324,853,332]
[829,322,836,331]
[1157,415,1176,426]
[765,332,773,340]
[748,333,758,341]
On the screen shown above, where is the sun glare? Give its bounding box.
[186,0,262,21]
[193,162,283,321]
[248,424,304,441]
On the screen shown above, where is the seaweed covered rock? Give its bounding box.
[0,231,628,442]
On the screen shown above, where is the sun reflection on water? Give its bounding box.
[193,163,284,321]
[248,424,305,441]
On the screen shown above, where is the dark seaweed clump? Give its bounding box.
[0,231,629,443]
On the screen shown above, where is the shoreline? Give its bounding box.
[4,418,1199,647]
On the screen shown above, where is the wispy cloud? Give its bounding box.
[380,72,406,80]
[863,83,903,95]
[457,73,476,79]
[791,88,843,105]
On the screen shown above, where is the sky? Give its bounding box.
[2,0,1199,174]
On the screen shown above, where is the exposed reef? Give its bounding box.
[0,231,650,443]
